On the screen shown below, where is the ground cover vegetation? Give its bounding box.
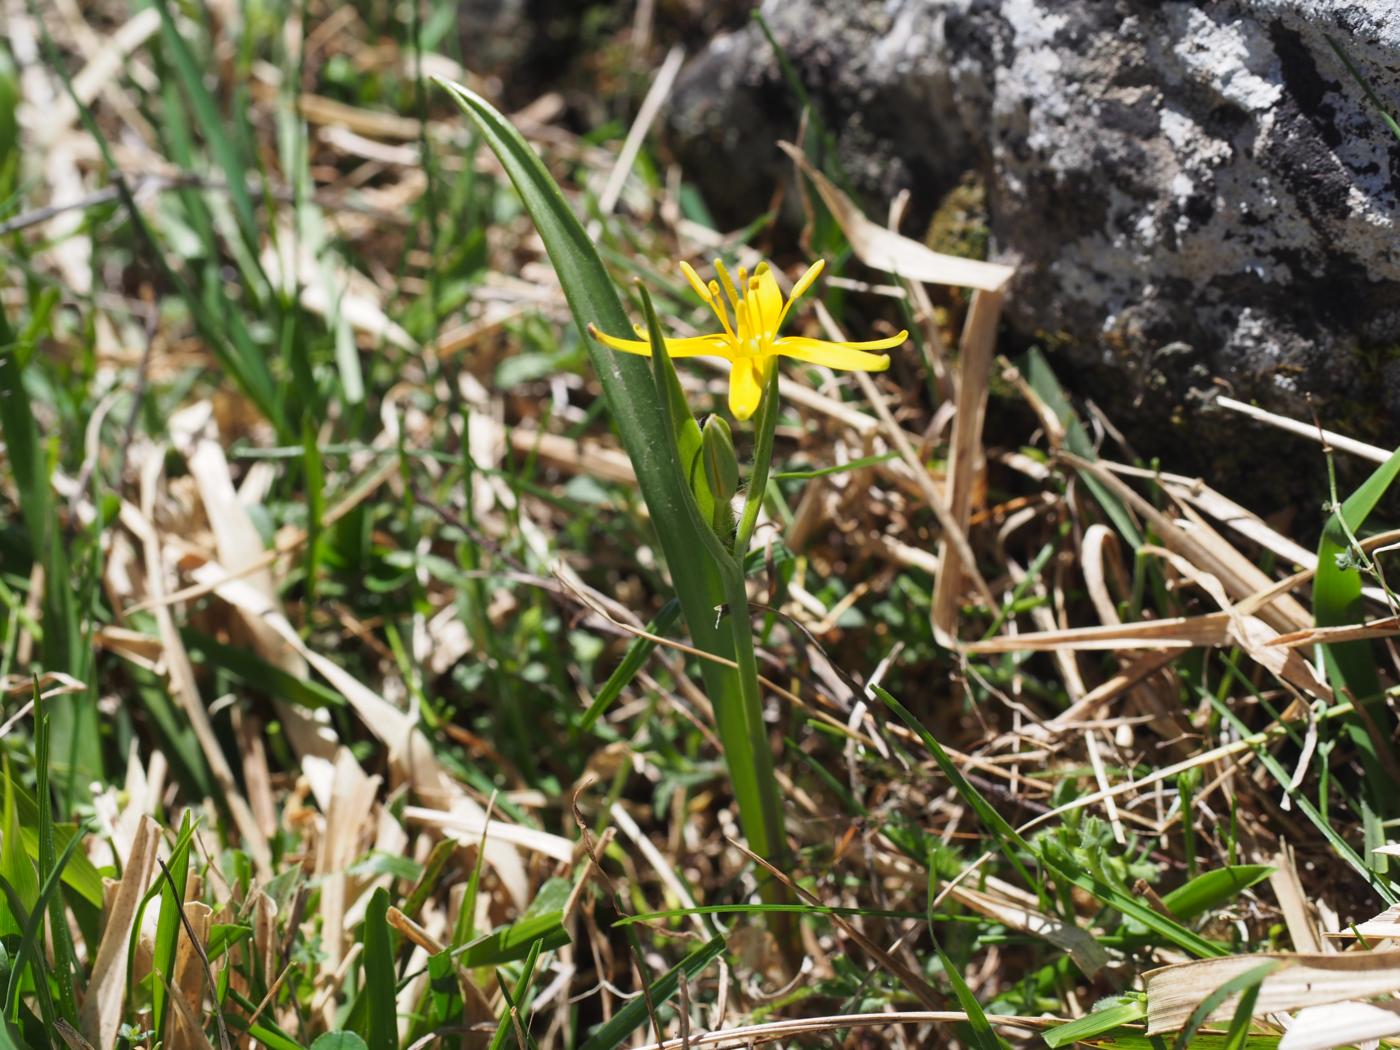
[4,1,1400,1047]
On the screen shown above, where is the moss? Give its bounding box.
[925,171,990,261]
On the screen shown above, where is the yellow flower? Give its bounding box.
[589,259,907,420]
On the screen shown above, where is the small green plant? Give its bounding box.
[435,79,910,950]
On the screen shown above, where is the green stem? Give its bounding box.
[733,367,781,558]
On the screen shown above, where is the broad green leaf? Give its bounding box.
[639,288,786,871]
[1161,865,1273,921]
[312,1034,369,1050]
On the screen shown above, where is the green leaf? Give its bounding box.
[1171,960,1278,1050]
[577,935,725,1050]
[206,924,252,962]
[3,817,86,1028]
[362,889,398,1050]
[223,989,305,1050]
[0,329,48,547]
[932,935,1006,1050]
[453,909,570,969]
[1221,977,1262,1050]
[1206,685,1394,903]
[639,288,787,876]
[311,1034,369,1050]
[347,852,422,882]
[879,688,1038,892]
[575,599,681,735]
[0,767,38,942]
[31,688,76,1023]
[1023,349,1141,547]
[1043,996,1146,1048]
[0,774,103,909]
[152,811,193,1046]
[487,938,542,1050]
[182,629,343,710]
[772,450,899,481]
[880,686,1225,958]
[1161,866,1274,922]
[1315,444,1400,815]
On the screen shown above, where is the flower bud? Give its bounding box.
[700,414,739,508]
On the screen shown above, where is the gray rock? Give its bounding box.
[666,0,1400,478]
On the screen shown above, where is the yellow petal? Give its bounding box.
[590,326,729,359]
[791,329,908,352]
[658,334,733,358]
[727,357,764,420]
[748,265,784,338]
[774,335,898,371]
[589,326,654,357]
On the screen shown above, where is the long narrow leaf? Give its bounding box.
[577,935,724,1050]
[1315,444,1400,818]
[363,888,397,1050]
[151,811,193,1045]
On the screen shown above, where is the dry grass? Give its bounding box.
[3,2,1400,1048]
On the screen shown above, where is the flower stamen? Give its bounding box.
[714,259,742,315]
[707,280,736,339]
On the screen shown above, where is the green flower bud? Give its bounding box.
[700,414,739,506]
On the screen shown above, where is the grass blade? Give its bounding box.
[1170,960,1277,1050]
[31,688,76,1023]
[1160,865,1273,922]
[880,686,1224,957]
[1314,444,1400,818]
[575,598,681,735]
[151,810,193,1046]
[577,935,724,1050]
[1043,996,1146,1048]
[362,888,398,1050]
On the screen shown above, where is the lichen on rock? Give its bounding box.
[665,0,1400,497]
